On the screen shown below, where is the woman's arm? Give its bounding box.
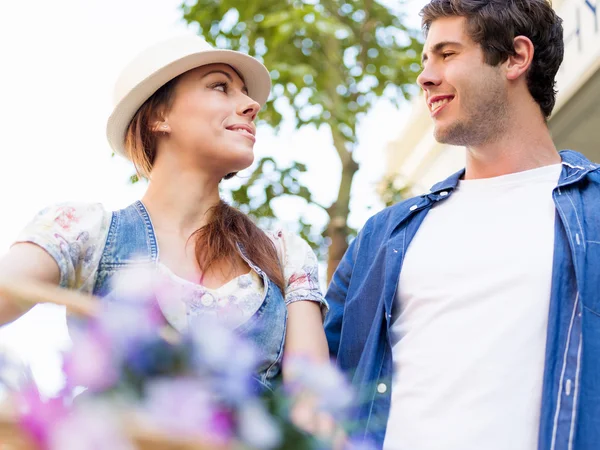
[284,301,342,443]
[283,300,329,368]
[275,228,330,368]
[0,243,60,325]
[0,202,108,326]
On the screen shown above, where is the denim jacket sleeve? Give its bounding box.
[324,237,356,359]
[324,218,370,359]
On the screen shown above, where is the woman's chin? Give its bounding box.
[219,158,254,179]
[232,152,255,170]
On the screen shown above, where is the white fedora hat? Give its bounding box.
[106,34,271,157]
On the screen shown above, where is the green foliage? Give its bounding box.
[379,173,414,207]
[225,157,329,257]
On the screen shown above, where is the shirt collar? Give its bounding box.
[557,149,600,188]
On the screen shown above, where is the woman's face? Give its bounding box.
[158,63,261,178]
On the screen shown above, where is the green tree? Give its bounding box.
[379,173,415,207]
[182,0,422,282]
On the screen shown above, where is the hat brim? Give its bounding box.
[106,49,271,158]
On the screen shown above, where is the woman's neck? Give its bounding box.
[141,163,222,238]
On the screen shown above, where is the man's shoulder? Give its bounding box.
[362,195,426,234]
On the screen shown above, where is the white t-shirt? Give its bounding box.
[383,164,562,450]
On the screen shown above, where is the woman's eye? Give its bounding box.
[212,82,228,92]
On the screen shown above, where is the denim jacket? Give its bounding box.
[325,150,600,449]
[83,200,288,388]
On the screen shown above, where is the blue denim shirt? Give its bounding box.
[325,150,600,449]
[75,200,288,388]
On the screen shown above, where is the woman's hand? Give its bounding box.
[290,392,347,448]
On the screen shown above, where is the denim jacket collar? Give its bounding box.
[425,149,598,197]
[557,150,600,187]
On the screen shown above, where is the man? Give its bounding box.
[324,1,600,449]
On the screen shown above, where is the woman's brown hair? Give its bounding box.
[124,75,286,293]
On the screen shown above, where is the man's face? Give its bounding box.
[417,16,509,146]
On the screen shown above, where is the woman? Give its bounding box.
[0,35,329,393]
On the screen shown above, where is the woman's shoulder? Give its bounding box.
[15,202,112,290]
[33,201,108,217]
[263,227,318,267]
[263,227,326,310]
[26,201,111,234]
[264,227,298,250]
[17,201,113,248]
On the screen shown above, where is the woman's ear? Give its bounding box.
[505,35,534,81]
[151,121,171,134]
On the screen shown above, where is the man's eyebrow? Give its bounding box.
[202,69,249,94]
[421,41,464,64]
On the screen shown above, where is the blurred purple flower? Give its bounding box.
[141,377,233,445]
[122,335,190,382]
[97,264,168,351]
[109,264,159,304]
[237,400,281,450]
[187,317,260,402]
[343,437,379,450]
[9,262,358,450]
[285,357,354,416]
[96,304,160,344]
[63,327,118,392]
[95,297,165,354]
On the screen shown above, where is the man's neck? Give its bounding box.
[463,107,560,180]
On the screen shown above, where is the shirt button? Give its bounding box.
[439,191,448,197]
[377,383,387,394]
[565,379,572,396]
[409,205,418,211]
[200,293,215,306]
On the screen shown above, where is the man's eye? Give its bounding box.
[442,52,455,59]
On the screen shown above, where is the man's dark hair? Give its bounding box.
[421,0,564,118]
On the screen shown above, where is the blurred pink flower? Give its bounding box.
[16,385,69,450]
[48,402,134,450]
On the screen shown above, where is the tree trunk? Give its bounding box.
[322,33,360,285]
[326,133,359,284]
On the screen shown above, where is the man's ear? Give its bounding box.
[505,35,534,81]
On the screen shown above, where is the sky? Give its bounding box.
[0,0,428,394]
